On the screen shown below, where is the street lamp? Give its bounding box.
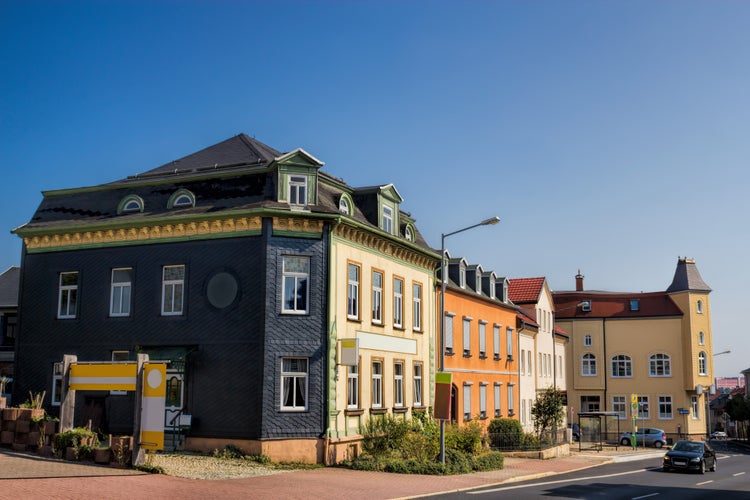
[438,216,500,464]
[707,350,731,437]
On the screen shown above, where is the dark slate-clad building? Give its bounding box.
[12,135,343,461]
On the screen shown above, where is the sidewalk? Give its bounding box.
[0,446,665,500]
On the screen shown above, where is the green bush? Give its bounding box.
[521,432,540,450]
[361,415,411,458]
[445,448,472,475]
[487,418,523,449]
[473,451,504,471]
[445,421,483,455]
[213,444,245,459]
[54,427,99,452]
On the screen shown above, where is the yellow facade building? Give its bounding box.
[554,258,714,442]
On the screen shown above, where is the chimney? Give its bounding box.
[575,269,584,291]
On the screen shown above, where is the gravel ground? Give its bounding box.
[146,453,293,480]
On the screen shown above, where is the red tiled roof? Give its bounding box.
[553,291,683,319]
[508,277,545,303]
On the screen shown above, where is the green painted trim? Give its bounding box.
[166,188,196,209]
[23,229,263,253]
[117,194,145,214]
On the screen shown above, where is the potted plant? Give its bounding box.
[93,446,112,464]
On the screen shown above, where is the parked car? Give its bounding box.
[619,427,667,448]
[663,440,717,474]
[710,431,727,440]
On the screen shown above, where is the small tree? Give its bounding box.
[530,387,565,439]
[726,394,750,441]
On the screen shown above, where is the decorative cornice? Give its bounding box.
[334,223,436,270]
[272,217,324,235]
[23,216,264,251]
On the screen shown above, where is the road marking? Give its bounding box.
[632,494,659,500]
[695,480,713,486]
[733,472,746,477]
[468,468,651,495]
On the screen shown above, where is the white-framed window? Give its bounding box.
[161,265,185,316]
[494,383,502,417]
[611,354,632,377]
[581,300,591,312]
[347,363,359,409]
[478,321,487,358]
[394,361,404,407]
[697,300,703,314]
[475,271,481,294]
[507,384,515,415]
[462,317,472,356]
[698,331,705,345]
[479,383,488,419]
[404,225,414,242]
[527,350,532,375]
[412,283,422,331]
[288,175,307,206]
[691,396,699,419]
[172,194,193,207]
[658,395,673,419]
[382,205,393,234]
[347,263,360,319]
[393,277,403,328]
[637,395,649,420]
[371,270,383,324]
[489,275,496,299]
[338,196,350,214]
[413,363,423,407]
[582,353,597,376]
[521,399,526,425]
[463,384,472,421]
[459,262,466,288]
[612,395,626,419]
[51,362,64,406]
[581,395,600,412]
[539,353,543,377]
[282,256,309,314]
[506,327,513,359]
[280,357,308,411]
[493,324,501,360]
[698,351,707,375]
[521,349,526,374]
[445,313,454,354]
[110,268,132,317]
[649,353,672,377]
[583,334,592,347]
[371,360,383,408]
[58,271,79,319]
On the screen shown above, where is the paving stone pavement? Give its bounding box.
[0,446,665,499]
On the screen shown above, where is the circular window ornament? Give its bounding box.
[207,272,239,309]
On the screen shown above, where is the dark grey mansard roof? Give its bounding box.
[666,257,712,293]
[0,266,20,308]
[121,134,283,181]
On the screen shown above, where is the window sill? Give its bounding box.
[371,321,385,327]
[445,350,454,356]
[463,353,472,359]
[412,329,423,334]
[345,409,365,416]
[493,356,501,361]
[480,415,488,420]
[347,317,362,324]
[370,408,388,415]
[479,354,487,360]
[393,325,405,331]
[393,407,408,414]
[412,406,427,411]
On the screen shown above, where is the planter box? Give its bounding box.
[64,447,78,461]
[2,408,18,421]
[3,420,15,432]
[27,431,41,447]
[15,420,30,433]
[11,442,26,452]
[38,444,53,457]
[93,448,111,464]
[0,430,14,444]
[44,421,57,435]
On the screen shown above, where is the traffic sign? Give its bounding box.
[631,393,638,404]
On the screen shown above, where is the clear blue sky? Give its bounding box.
[1,1,747,378]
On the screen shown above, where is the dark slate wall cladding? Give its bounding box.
[260,222,327,439]
[16,235,274,438]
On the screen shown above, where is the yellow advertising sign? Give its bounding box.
[69,363,137,391]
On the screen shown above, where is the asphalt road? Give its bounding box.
[424,440,750,500]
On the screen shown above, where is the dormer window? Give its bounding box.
[475,271,481,294]
[382,206,393,234]
[459,262,466,288]
[581,300,591,312]
[118,195,144,214]
[339,197,349,214]
[404,225,414,242]
[288,175,307,206]
[630,299,640,311]
[489,276,496,299]
[168,189,196,209]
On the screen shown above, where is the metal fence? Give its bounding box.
[488,428,568,452]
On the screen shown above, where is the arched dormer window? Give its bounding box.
[117,195,144,214]
[167,189,195,209]
[404,224,415,242]
[338,193,353,215]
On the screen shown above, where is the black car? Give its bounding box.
[663,440,717,474]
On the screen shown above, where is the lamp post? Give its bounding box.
[438,216,500,465]
[707,350,731,437]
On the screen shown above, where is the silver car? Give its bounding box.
[619,427,667,448]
